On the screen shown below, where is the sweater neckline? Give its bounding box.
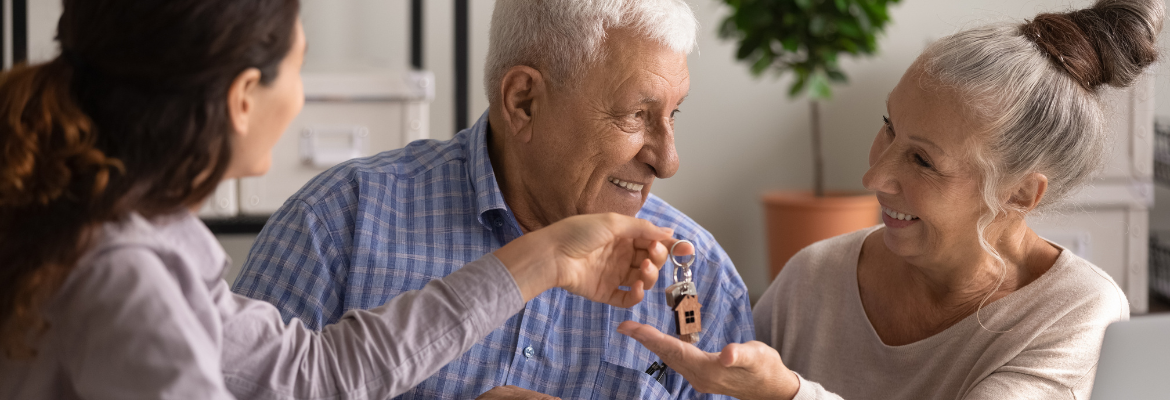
[846,226,1074,351]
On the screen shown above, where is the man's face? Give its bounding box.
[517,28,690,222]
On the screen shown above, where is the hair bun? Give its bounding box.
[1022,0,1163,90]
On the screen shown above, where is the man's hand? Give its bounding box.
[475,385,562,400]
[617,321,800,400]
[494,213,674,307]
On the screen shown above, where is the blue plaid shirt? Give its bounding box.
[233,111,754,399]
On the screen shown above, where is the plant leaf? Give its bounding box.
[789,66,810,97]
[717,0,902,100]
[809,71,833,100]
[751,54,774,76]
[826,68,848,82]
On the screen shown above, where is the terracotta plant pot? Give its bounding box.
[762,191,881,280]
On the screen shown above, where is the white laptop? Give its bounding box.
[1089,314,1170,399]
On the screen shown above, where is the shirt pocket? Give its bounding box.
[591,303,677,399]
[591,358,673,399]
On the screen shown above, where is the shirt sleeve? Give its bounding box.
[219,253,526,400]
[231,198,347,330]
[54,248,234,400]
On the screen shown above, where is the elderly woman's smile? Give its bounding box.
[880,206,918,224]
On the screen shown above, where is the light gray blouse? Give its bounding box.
[0,211,525,399]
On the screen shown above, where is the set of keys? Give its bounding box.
[665,240,701,344]
[644,240,702,384]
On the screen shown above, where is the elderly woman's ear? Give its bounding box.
[496,65,547,143]
[1007,173,1049,212]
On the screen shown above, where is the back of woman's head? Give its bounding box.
[0,0,299,358]
[921,0,1161,218]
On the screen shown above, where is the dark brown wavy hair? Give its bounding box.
[0,0,300,358]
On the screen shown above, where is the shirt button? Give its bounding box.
[523,346,535,359]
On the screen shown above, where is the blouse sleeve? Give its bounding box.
[792,373,846,400]
[218,253,525,399]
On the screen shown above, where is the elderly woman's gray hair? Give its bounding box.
[484,0,699,103]
[918,0,1162,290]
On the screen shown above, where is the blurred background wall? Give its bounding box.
[13,0,1170,302]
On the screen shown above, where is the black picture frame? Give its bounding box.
[12,0,25,65]
[454,0,469,131]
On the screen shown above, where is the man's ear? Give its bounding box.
[497,65,546,143]
[227,67,263,138]
[1007,172,1049,213]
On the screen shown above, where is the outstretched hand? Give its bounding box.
[617,321,800,400]
[494,213,676,308]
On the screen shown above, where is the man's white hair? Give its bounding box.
[484,0,699,104]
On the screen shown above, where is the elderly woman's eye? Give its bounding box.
[914,154,933,168]
[671,109,681,119]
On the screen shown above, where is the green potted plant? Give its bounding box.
[719,0,900,279]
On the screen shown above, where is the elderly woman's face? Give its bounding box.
[863,65,988,262]
[523,28,689,218]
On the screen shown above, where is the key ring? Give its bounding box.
[670,239,695,284]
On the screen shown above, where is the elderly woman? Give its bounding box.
[620,0,1162,398]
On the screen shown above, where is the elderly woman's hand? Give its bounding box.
[618,321,800,400]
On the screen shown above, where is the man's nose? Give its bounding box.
[638,116,680,179]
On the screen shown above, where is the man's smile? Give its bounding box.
[608,177,645,192]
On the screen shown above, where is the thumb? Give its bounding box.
[719,343,742,367]
[603,214,674,242]
[718,341,775,369]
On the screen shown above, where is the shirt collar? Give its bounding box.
[463,110,513,229]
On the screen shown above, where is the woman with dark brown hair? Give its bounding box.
[0,1,676,398]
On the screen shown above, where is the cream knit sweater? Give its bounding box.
[754,226,1128,400]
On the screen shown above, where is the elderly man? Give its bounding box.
[232,0,753,398]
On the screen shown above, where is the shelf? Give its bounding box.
[201,216,270,235]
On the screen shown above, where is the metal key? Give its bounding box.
[666,240,702,344]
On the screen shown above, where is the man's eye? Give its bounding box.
[670,109,681,119]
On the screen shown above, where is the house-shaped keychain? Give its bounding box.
[673,294,702,343]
